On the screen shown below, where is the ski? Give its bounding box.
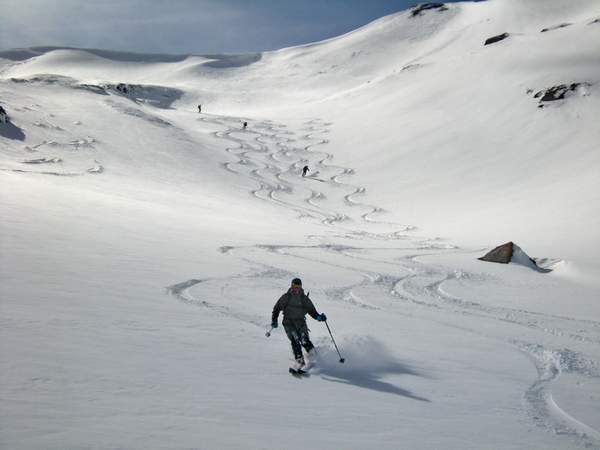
[289,367,307,376]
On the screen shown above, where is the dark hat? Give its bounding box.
[291,278,302,286]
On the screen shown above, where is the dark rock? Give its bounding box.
[411,3,448,17]
[116,83,130,94]
[478,242,514,264]
[589,18,600,25]
[541,23,572,32]
[534,83,588,102]
[479,242,551,272]
[484,33,510,46]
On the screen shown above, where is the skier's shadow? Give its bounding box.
[313,338,430,402]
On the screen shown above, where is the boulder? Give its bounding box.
[479,242,552,272]
[478,242,514,264]
[484,33,509,46]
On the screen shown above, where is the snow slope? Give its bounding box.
[1,1,600,449]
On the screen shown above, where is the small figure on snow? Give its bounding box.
[198,104,202,113]
[243,121,248,130]
[302,165,310,177]
[271,278,327,369]
[0,105,8,123]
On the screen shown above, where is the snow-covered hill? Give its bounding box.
[1,1,600,449]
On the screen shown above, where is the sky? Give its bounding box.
[0,0,468,55]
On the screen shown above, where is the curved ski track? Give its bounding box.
[166,114,600,449]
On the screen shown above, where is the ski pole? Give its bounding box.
[324,321,345,363]
[265,326,274,337]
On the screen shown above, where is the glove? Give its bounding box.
[271,320,278,328]
[316,313,327,322]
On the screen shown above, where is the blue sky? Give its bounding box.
[0,0,468,55]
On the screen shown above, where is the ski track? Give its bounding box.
[0,98,104,177]
[166,113,600,449]
[166,278,268,327]
[517,340,600,444]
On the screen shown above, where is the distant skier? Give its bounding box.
[271,278,327,370]
[0,105,7,123]
[242,121,248,130]
[302,165,310,177]
[198,104,202,113]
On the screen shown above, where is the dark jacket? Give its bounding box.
[272,288,319,325]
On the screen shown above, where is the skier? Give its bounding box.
[271,278,327,371]
[198,104,202,113]
[302,165,310,177]
[243,121,248,130]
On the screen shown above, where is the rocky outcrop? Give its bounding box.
[411,3,448,17]
[479,242,552,272]
[533,83,590,103]
[116,83,131,94]
[484,33,509,46]
[541,23,572,32]
[479,242,514,264]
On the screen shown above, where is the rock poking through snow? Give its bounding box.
[479,242,551,272]
[479,242,514,264]
[541,23,572,32]
[484,33,510,46]
[411,3,448,17]
[533,83,590,103]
